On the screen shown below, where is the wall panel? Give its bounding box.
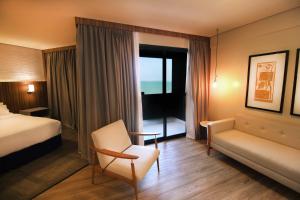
[209,8,300,124]
[0,81,47,113]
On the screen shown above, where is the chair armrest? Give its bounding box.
[94,148,139,160]
[129,132,160,136]
[129,132,160,149]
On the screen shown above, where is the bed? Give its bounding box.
[0,106,61,172]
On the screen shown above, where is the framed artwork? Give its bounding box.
[291,48,300,116]
[245,50,289,113]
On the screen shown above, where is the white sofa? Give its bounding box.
[207,115,300,193]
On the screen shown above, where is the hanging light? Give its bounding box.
[213,28,219,88]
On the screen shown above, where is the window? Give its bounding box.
[139,44,188,144]
[140,57,163,95]
[166,58,172,93]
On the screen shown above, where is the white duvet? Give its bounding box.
[0,113,61,157]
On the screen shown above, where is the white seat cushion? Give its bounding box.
[213,130,300,184]
[107,145,160,181]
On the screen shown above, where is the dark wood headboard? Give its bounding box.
[0,81,48,113]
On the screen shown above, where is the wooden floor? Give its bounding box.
[35,138,300,200]
[0,127,87,200]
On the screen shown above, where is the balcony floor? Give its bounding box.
[143,117,186,141]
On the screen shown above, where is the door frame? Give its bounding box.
[140,44,188,144]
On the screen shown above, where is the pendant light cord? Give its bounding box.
[214,28,219,82]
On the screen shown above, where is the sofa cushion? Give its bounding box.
[213,129,300,184]
[107,145,160,181]
[234,115,300,149]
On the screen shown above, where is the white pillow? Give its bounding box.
[0,102,6,109]
[0,104,10,115]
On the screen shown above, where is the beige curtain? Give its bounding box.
[44,48,77,129]
[76,23,140,160]
[133,32,144,145]
[186,38,210,139]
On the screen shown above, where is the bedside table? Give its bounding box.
[19,107,49,117]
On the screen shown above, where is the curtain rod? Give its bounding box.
[42,45,76,53]
[75,17,209,41]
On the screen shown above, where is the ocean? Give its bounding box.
[141,81,172,94]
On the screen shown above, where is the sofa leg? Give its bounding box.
[156,158,160,173]
[207,147,211,156]
[133,182,138,200]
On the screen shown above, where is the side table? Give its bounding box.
[200,121,212,145]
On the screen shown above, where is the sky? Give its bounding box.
[139,57,172,82]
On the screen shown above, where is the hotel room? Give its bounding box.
[0,0,299,199]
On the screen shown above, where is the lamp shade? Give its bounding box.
[28,84,35,93]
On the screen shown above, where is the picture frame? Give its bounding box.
[291,48,300,116]
[245,50,289,113]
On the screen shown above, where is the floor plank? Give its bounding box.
[35,138,300,200]
[0,127,87,200]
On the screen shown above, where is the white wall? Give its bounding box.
[209,8,300,124]
[0,43,44,82]
[0,32,186,83]
[138,32,189,48]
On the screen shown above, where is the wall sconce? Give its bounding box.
[27,84,35,93]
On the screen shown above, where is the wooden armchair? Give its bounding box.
[91,120,160,200]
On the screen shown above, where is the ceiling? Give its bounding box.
[0,0,299,50]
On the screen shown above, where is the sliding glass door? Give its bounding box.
[140,57,164,140]
[139,45,187,144]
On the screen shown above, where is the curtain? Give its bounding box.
[44,48,77,129]
[133,32,144,145]
[76,23,140,160]
[186,39,210,139]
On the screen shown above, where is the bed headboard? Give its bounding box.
[0,81,48,113]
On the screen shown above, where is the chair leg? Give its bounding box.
[91,145,98,184]
[156,158,160,172]
[91,164,96,184]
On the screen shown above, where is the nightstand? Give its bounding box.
[19,107,49,117]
